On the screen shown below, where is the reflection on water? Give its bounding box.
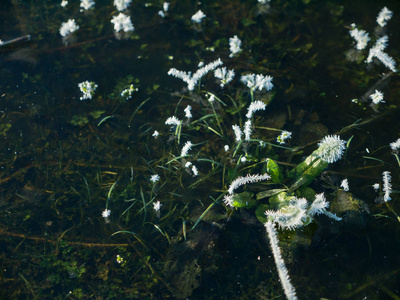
[0,0,399,298]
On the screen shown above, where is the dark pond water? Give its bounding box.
[1,0,399,299]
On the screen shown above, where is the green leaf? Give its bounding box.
[232,192,258,208]
[265,159,284,183]
[287,151,328,192]
[255,204,270,223]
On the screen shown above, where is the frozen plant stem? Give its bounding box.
[265,221,298,300]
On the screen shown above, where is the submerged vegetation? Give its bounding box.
[1,0,400,299]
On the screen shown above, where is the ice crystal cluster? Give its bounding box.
[390,138,400,151]
[80,0,95,11]
[114,0,132,11]
[111,13,134,32]
[377,6,393,27]
[59,19,79,37]
[349,24,370,50]
[191,10,206,23]
[265,221,298,300]
[370,90,384,104]
[382,171,392,202]
[266,193,341,231]
[241,73,274,91]
[349,7,396,72]
[229,35,242,57]
[78,81,98,100]
[214,67,235,88]
[168,58,223,91]
[315,135,346,163]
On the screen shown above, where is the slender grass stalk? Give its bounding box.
[265,220,298,300]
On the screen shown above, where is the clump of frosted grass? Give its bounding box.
[214,67,235,88]
[59,19,79,37]
[184,105,192,118]
[165,116,181,127]
[78,81,98,100]
[191,10,206,23]
[246,100,266,118]
[265,221,298,300]
[315,135,346,163]
[227,173,270,195]
[382,171,392,202]
[80,0,95,12]
[114,0,132,11]
[377,7,393,27]
[168,58,223,91]
[349,24,370,50]
[229,35,242,57]
[180,141,193,157]
[232,124,242,142]
[241,73,273,91]
[370,90,384,104]
[111,13,134,33]
[390,138,400,151]
[244,120,252,141]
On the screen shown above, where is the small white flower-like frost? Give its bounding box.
[214,67,235,88]
[224,145,229,152]
[370,90,384,104]
[191,165,199,176]
[244,120,252,141]
[78,81,98,100]
[382,171,392,202]
[80,0,95,11]
[232,124,242,142]
[153,200,162,211]
[102,209,111,218]
[168,59,223,91]
[241,73,273,91]
[228,173,270,195]
[277,131,292,145]
[223,194,234,207]
[152,130,159,138]
[246,100,266,118]
[191,10,206,23]
[150,174,160,183]
[165,116,181,126]
[308,193,329,216]
[181,141,193,157]
[59,19,79,37]
[185,161,192,168]
[184,105,192,118]
[316,135,346,163]
[373,183,380,191]
[114,0,132,11]
[229,35,242,57]
[340,179,349,191]
[121,84,138,100]
[349,24,370,50]
[240,156,247,163]
[377,7,393,27]
[390,138,400,151]
[61,0,68,7]
[308,193,342,221]
[111,13,134,32]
